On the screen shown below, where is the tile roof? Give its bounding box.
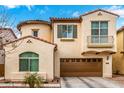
[50,17,81,23]
[17,20,51,30]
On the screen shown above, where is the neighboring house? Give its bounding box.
[0,28,17,76]
[113,26,124,74]
[3,9,118,81]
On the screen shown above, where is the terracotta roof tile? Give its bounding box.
[17,20,51,30]
[50,17,81,23]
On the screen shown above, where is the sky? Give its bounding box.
[0,5,124,33]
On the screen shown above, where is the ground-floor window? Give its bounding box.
[19,52,39,72]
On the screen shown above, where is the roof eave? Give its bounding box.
[50,17,82,23]
[80,9,119,17]
[17,20,51,31]
[3,35,56,46]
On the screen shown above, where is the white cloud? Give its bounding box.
[4,5,19,9]
[72,11,80,17]
[106,5,122,10]
[4,5,33,11]
[25,5,33,11]
[104,5,124,17]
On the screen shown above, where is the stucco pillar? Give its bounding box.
[103,55,112,77]
[55,51,60,78]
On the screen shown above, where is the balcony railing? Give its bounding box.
[87,35,114,48]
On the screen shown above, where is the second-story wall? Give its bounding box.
[17,10,118,55]
[52,10,118,56]
[20,23,52,42]
[81,10,118,52]
[53,22,82,58]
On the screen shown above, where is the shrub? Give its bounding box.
[24,73,44,88]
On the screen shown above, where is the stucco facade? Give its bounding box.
[81,11,117,52]
[4,36,56,80]
[20,24,52,42]
[53,10,117,77]
[113,28,124,74]
[3,9,118,80]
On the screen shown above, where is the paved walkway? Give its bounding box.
[61,77,124,88]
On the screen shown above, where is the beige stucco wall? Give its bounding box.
[53,26,113,78]
[4,10,117,79]
[20,24,52,42]
[103,55,112,77]
[4,37,55,81]
[53,23,82,77]
[53,10,117,78]
[81,11,117,52]
[113,31,124,74]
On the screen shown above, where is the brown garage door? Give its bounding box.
[60,58,102,77]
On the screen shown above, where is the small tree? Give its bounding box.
[24,73,44,88]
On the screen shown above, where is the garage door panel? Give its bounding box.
[60,58,102,77]
[61,72,102,77]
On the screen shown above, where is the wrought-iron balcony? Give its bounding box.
[87,35,114,48]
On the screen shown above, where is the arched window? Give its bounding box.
[19,52,39,72]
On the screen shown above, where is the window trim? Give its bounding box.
[19,52,39,72]
[62,25,74,38]
[91,21,109,43]
[58,24,77,39]
[32,30,39,37]
[91,21,108,36]
[61,37,74,40]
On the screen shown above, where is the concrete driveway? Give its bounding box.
[61,77,124,88]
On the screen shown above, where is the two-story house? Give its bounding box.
[3,9,118,81]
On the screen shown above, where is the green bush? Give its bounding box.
[24,73,44,88]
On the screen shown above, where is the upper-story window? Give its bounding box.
[32,29,39,37]
[57,25,77,38]
[91,21,108,36]
[91,21,108,43]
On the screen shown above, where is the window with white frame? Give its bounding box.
[91,21,108,43]
[57,25,77,38]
